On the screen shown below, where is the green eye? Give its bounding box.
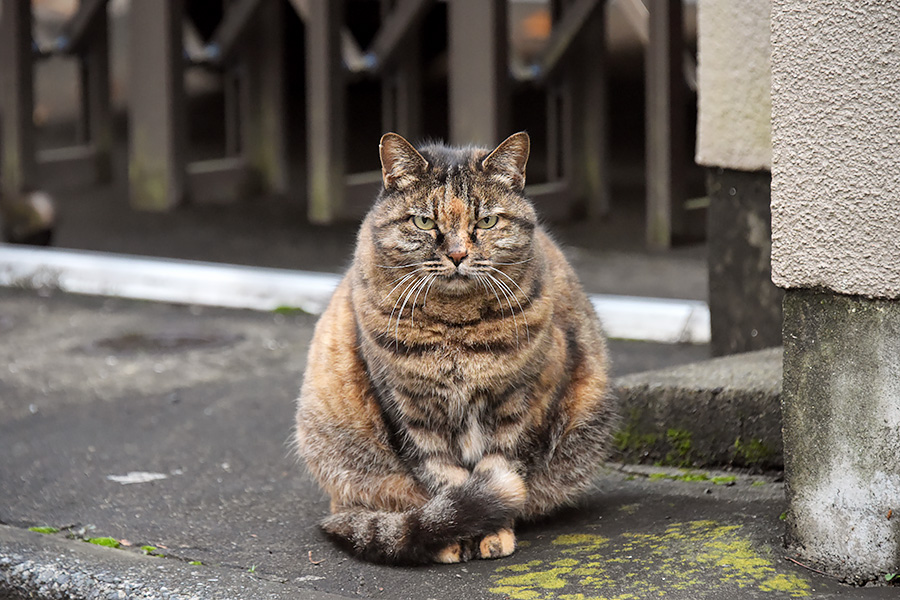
[476,215,499,229]
[412,215,436,230]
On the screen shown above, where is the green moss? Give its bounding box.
[665,429,694,467]
[646,470,734,484]
[272,306,309,315]
[28,526,59,534]
[613,425,658,454]
[732,437,775,465]
[190,560,203,566]
[489,521,811,599]
[86,537,120,548]
[750,480,767,487]
[675,472,709,482]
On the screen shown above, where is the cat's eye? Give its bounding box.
[412,215,436,230]
[476,215,499,229]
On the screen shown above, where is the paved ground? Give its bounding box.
[1,288,895,599]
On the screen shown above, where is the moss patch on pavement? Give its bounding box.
[490,520,811,599]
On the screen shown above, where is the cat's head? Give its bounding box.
[363,132,538,297]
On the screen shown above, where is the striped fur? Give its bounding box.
[295,132,617,564]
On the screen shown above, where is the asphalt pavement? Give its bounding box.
[1,287,896,599]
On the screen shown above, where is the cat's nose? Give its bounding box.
[448,249,468,266]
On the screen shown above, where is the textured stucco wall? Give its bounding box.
[695,0,771,171]
[771,1,900,298]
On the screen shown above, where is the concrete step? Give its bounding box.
[613,347,783,469]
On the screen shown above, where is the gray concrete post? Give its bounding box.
[448,0,508,147]
[772,0,900,583]
[305,0,345,223]
[127,0,187,210]
[0,0,37,198]
[645,0,685,249]
[696,0,782,356]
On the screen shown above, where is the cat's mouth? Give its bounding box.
[436,269,476,294]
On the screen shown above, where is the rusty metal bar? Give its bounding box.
[0,0,37,198]
[448,0,508,146]
[645,0,686,249]
[306,0,345,223]
[128,0,187,210]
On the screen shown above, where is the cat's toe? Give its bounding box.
[435,542,463,564]
[478,528,516,559]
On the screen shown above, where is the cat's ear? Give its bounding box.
[380,133,428,190]
[482,132,530,191]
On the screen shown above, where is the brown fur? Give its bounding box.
[295,132,617,564]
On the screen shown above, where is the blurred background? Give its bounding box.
[1,0,709,301]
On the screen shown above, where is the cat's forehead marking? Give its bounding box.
[431,164,473,228]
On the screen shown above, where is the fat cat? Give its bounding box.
[295,132,616,564]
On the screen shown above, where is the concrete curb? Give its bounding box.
[613,347,783,469]
[0,526,346,600]
[0,244,710,344]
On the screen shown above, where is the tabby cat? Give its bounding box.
[295,132,616,565]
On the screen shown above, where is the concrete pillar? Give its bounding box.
[696,0,782,356]
[128,0,187,210]
[772,0,900,583]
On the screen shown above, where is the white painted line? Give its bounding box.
[590,295,710,344]
[0,245,710,344]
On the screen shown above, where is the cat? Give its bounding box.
[295,132,616,565]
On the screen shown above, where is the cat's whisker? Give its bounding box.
[376,261,435,269]
[485,273,520,349]
[487,266,531,342]
[422,272,440,310]
[484,257,535,266]
[479,273,507,318]
[409,273,435,327]
[387,273,425,345]
[382,268,426,304]
[395,273,431,345]
[487,266,533,305]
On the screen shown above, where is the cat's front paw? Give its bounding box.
[478,528,516,559]
[435,541,465,563]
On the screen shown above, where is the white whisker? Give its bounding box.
[487,271,530,345]
[409,273,435,327]
[382,268,426,303]
[483,257,535,266]
[422,273,440,311]
[376,261,436,269]
[479,273,506,317]
[395,273,431,344]
[387,273,424,345]
[485,273,521,349]
[487,266,533,307]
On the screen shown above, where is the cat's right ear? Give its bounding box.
[380,133,428,191]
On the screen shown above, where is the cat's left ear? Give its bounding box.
[380,133,429,190]
[482,132,530,191]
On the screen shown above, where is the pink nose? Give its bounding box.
[448,249,468,265]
